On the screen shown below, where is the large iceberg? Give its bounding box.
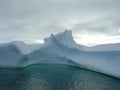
[0,30,120,78]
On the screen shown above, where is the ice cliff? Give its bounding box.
[0,30,120,78]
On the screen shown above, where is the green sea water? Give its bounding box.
[0,64,120,90]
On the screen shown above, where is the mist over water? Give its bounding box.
[0,64,120,90]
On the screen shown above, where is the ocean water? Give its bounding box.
[0,64,120,90]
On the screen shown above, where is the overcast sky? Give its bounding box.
[0,0,120,46]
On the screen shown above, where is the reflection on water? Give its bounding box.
[0,64,120,90]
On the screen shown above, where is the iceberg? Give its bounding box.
[0,30,120,78]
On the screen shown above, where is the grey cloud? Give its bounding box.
[72,15,120,35]
[0,0,120,43]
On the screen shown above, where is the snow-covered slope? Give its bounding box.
[0,42,26,67]
[29,43,44,52]
[0,30,120,78]
[85,43,120,51]
[0,41,31,54]
[9,41,31,54]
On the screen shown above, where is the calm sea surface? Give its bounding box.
[0,64,120,90]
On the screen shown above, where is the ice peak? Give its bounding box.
[54,30,75,43]
[44,30,80,49]
[60,30,72,36]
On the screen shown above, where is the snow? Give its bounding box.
[0,30,120,78]
[0,41,31,54]
[0,43,25,67]
[44,30,81,50]
[10,41,31,54]
[85,43,120,51]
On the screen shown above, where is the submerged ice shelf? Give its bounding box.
[0,30,120,78]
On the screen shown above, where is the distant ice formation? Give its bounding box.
[0,30,120,78]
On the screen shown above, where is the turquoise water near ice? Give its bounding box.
[0,64,120,90]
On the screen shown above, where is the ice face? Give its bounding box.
[0,30,120,78]
[44,30,81,49]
